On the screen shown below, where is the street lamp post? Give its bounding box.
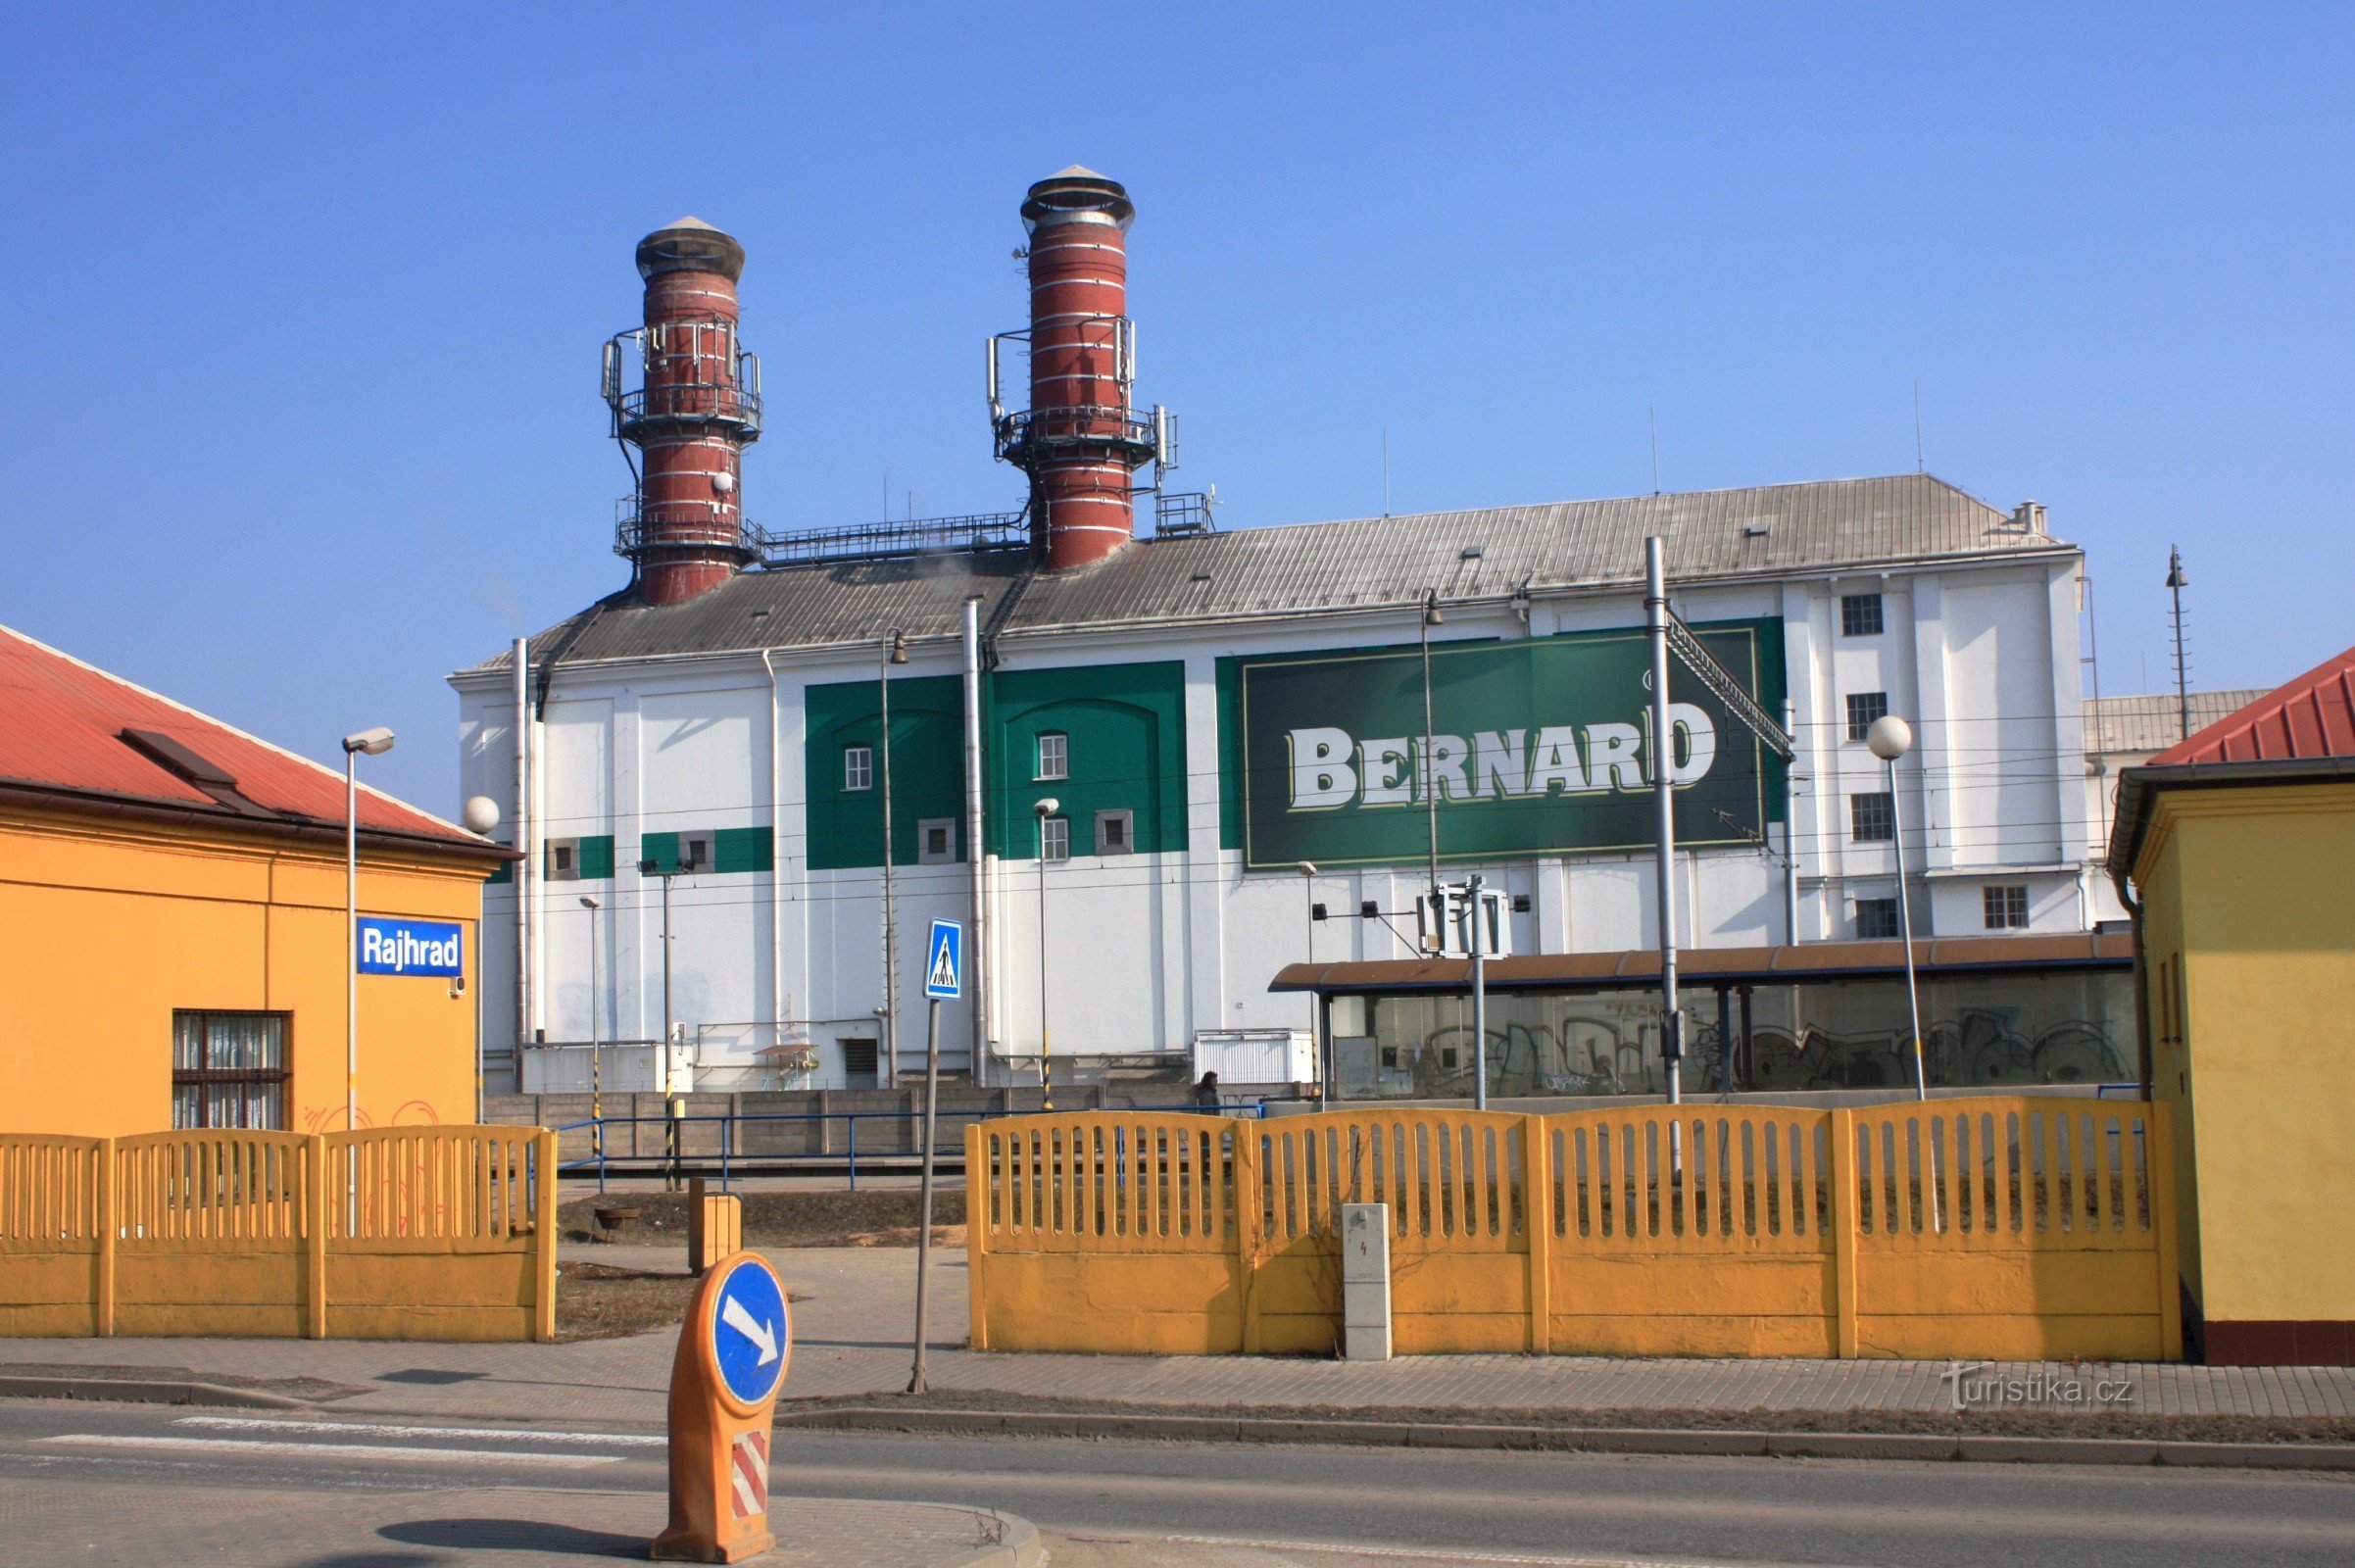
[341,727,395,1139]
[1867,714,1929,1102]
[879,630,908,1089]
[580,895,602,1162]
[1419,591,1445,927]
[1297,861,1320,1101]
[1033,797,1058,1110]
[638,846,701,1188]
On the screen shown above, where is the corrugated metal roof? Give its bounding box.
[0,623,489,851]
[2085,690,2273,757]
[461,472,2069,677]
[2147,645,2355,765]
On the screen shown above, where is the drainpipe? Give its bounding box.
[761,648,788,1068]
[963,598,990,1086]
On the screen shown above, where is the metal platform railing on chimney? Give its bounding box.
[551,1101,1273,1195]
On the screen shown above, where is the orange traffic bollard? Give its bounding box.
[651,1250,792,1562]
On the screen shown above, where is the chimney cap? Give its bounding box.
[637,218,746,282]
[1022,167,1133,231]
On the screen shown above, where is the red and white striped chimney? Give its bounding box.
[609,218,762,606]
[998,169,1157,569]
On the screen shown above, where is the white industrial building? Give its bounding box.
[453,179,2108,1099]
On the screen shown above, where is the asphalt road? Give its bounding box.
[3,1397,2353,1567]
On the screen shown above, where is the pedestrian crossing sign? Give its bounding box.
[923,918,962,1000]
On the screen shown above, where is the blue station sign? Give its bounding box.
[356,917,464,978]
[710,1253,790,1409]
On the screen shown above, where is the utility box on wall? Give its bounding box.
[1341,1202,1392,1361]
[1193,1029,1315,1087]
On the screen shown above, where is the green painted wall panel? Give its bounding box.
[988,662,1189,860]
[805,675,966,871]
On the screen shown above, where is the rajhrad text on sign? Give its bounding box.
[355,917,464,977]
[1231,620,1785,869]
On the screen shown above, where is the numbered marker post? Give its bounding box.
[652,1251,791,1562]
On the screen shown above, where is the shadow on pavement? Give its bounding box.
[376,1518,648,1556]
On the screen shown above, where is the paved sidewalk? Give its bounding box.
[4,1245,2352,1426]
[0,1476,1037,1566]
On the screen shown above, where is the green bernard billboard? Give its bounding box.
[1223,619,1786,870]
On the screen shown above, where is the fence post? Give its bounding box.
[304,1134,328,1340]
[533,1128,560,1343]
[965,1124,990,1351]
[94,1137,117,1339]
[2149,1101,2183,1362]
[1524,1115,1550,1354]
[1234,1119,1263,1354]
[1829,1107,1859,1358]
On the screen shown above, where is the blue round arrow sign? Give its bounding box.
[709,1254,789,1407]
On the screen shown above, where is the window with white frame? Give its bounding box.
[1036,731,1068,781]
[843,745,873,792]
[1984,884,2031,930]
[1040,815,1070,861]
[1845,691,1889,742]
[1855,897,1902,941]
[1841,592,1885,637]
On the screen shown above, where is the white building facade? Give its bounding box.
[453,473,2098,1096]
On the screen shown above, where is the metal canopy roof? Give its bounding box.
[1268,933,2134,995]
[460,473,2070,679]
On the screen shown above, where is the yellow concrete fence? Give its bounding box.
[966,1097,2182,1361]
[0,1125,557,1341]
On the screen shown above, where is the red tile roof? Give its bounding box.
[0,623,488,852]
[2147,644,2355,766]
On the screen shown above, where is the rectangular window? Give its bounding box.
[1845,691,1889,742]
[1096,808,1134,856]
[843,746,873,792]
[917,818,956,865]
[172,1011,289,1130]
[840,1038,878,1089]
[546,837,580,881]
[1850,791,1895,842]
[1984,884,2031,930]
[1841,592,1885,637]
[1036,732,1068,781]
[1855,897,1902,941]
[1041,815,1070,862]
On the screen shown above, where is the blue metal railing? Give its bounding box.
[551,1101,1272,1195]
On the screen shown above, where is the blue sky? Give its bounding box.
[3,4,2347,808]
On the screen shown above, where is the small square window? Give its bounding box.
[1984,884,2031,930]
[681,832,712,872]
[843,745,873,792]
[917,818,956,865]
[1040,815,1070,862]
[545,837,579,881]
[1096,808,1134,856]
[1850,791,1894,843]
[1841,592,1885,637]
[1855,897,1902,941]
[1036,732,1068,781]
[1845,691,1889,743]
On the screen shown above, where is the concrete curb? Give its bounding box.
[0,1374,310,1410]
[934,1508,1045,1568]
[775,1404,2355,1471]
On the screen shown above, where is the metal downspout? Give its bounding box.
[761,648,788,1068]
[513,639,531,1067]
[963,599,990,1087]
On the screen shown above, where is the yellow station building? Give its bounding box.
[2112,643,2355,1365]
[0,625,510,1138]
